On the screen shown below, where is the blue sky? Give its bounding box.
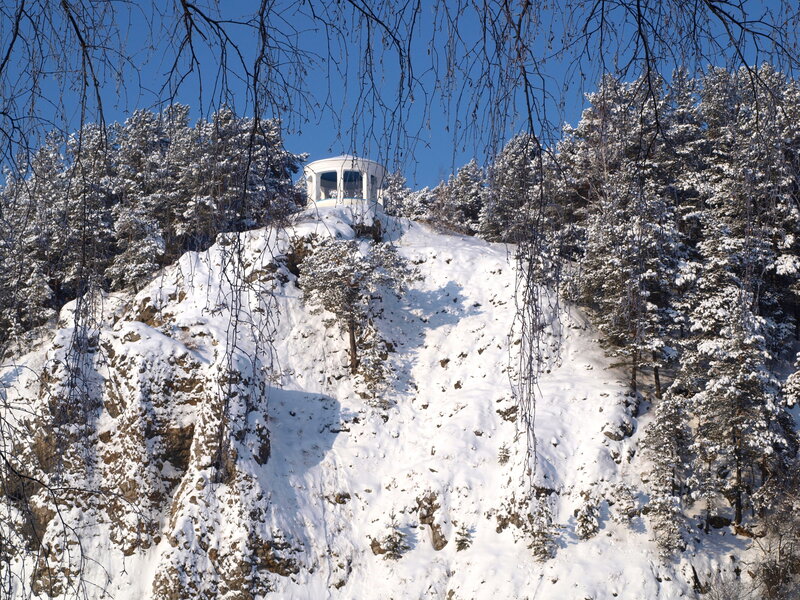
[3,1,791,189]
[1,3,594,187]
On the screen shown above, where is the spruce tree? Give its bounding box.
[431,159,485,235]
[568,75,682,395]
[298,237,414,375]
[642,391,690,554]
[480,133,539,242]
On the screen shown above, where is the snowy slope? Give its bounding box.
[4,204,735,599]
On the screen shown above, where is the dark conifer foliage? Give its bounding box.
[0,106,302,345]
[554,66,800,557]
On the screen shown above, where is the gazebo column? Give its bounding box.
[311,173,319,202]
[337,167,344,200]
[362,170,369,200]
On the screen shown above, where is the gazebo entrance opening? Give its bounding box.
[320,171,338,199]
[343,170,363,198]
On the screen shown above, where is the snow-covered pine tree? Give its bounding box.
[480,133,539,242]
[0,185,35,342]
[22,133,69,285]
[568,75,682,395]
[687,315,793,525]
[681,174,792,527]
[642,390,690,554]
[106,207,166,291]
[575,490,600,539]
[59,122,117,297]
[783,356,800,408]
[106,109,171,289]
[380,512,411,560]
[431,159,485,235]
[172,107,301,252]
[237,116,305,225]
[173,107,240,250]
[0,135,64,341]
[298,237,414,378]
[750,466,800,598]
[576,173,680,394]
[382,170,413,218]
[661,69,709,251]
[742,67,800,353]
[675,66,800,526]
[454,522,472,551]
[528,496,558,560]
[406,186,436,222]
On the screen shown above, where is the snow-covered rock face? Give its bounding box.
[4,206,702,599]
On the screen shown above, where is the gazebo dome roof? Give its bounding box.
[304,155,386,174]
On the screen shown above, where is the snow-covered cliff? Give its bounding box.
[3,206,740,599]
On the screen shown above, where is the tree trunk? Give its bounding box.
[733,433,743,525]
[795,303,800,340]
[630,349,638,394]
[348,320,358,374]
[653,363,662,400]
[734,486,743,525]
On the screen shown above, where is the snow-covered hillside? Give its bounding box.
[4,205,746,599]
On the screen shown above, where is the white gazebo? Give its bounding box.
[304,155,387,206]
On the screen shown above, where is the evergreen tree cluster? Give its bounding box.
[391,66,800,577]
[0,106,303,343]
[554,66,800,574]
[384,160,489,237]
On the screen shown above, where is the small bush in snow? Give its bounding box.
[497,443,510,465]
[378,513,411,561]
[609,483,639,526]
[455,523,472,551]
[704,574,752,600]
[575,491,600,540]
[529,497,558,561]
